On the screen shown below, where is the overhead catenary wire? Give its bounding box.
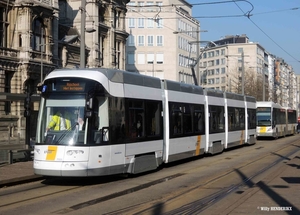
[232,1,300,64]
[124,0,300,65]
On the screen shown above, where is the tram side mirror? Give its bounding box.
[86,97,93,110]
[85,97,93,118]
[85,111,92,118]
[102,127,109,142]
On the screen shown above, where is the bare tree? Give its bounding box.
[228,66,269,101]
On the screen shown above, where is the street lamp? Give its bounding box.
[188,40,217,86]
[173,30,208,34]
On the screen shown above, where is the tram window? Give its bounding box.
[248,108,256,129]
[183,104,193,134]
[228,107,245,131]
[288,110,297,123]
[194,105,205,134]
[145,101,161,137]
[228,107,234,131]
[126,99,145,139]
[209,105,224,134]
[237,108,245,129]
[109,97,126,144]
[170,103,183,135]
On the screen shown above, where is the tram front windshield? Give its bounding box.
[257,107,271,126]
[39,94,88,145]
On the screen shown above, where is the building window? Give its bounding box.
[215,50,219,56]
[208,78,214,84]
[138,18,144,28]
[221,49,225,55]
[146,1,154,11]
[157,35,163,46]
[147,18,154,28]
[208,60,214,67]
[221,67,225,74]
[156,53,163,64]
[4,71,13,114]
[19,34,22,47]
[148,35,154,46]
[32,18,45,51]
[129,18,135,28]
[138,35,144,46]
[156,1,163,6]
[0,7,7,47]
[127,2,136,11]
[221,76,225,83]
[127,53,135,64]
[147,53,154,63]
[138,53,145,64]
[215,59,220,65]
[208,69,214,76]
[137,1,144,11]
[208,51,214,58]
[221,58,226,65]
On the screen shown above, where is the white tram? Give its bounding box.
[284,107,297,136]
[34,68,256,177]
[256,101,297,138]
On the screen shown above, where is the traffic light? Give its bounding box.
[24,97,31,109]
[24,110,31,117]
[24,96,31,117]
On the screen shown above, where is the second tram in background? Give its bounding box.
[256,101,297,139]
[33,68,257,177]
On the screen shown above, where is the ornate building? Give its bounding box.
[0,0,129,145]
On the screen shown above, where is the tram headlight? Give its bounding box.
[66,150,84,156]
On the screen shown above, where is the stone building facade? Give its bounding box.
[0,0,129,145]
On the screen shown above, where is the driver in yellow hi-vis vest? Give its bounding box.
[47,107,72,131]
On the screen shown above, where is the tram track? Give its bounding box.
[0,182,84,208]
[163,144,300,215]
[101,137,300,215]
[0,137,299,214]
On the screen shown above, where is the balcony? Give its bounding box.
[16,0,53,8]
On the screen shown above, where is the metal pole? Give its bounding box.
[80,0,86,68]
[196,26,199,86]
[152,61,154,76]
[41,28,43,83]
[241,51,245,95]
[263,68,265,101]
